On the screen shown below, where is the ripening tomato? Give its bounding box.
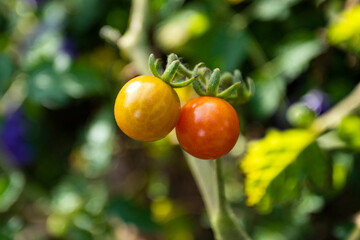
[176,96,240,159]
[114,75,180,142]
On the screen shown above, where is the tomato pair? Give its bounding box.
[114,76,240,159]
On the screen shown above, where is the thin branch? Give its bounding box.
[0,74,26,116]
[118,0,151,75]
[99,26,121,46]
[311,82,360,134]
[100,0,151,75]
[185,154,217,217]
[215,158,227,212]
[345,0,360,9]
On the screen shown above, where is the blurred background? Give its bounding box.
[0,0,360,239]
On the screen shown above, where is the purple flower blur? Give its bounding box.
[26,0,46,7]
[61,36,77,59]
[0,110,33,167]
[301,89,330,115]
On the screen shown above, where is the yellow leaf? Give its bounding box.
[328,5,360,48]
[240,129,316,206]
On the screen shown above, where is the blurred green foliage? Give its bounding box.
[0,0,360,239]
[328,4,360,53]
[286,103,316,128]
[338,115,360,149]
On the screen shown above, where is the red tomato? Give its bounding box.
[176,96,240,159]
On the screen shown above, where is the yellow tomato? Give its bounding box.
[114,76,180,141]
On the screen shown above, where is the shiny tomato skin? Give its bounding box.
[114,75,180,142]
[176,96,240,159]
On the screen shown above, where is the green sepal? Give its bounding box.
[219,72,234,88]
[206,68,221,96]
[161,60,180,83]
[193,78,206,96]
[217,82,242,99]
[233,69,243,83]
[191,63,206,96]
[236,77,255,103]
[166,53,178,68]
[170,76,197,88]
[155,59,163,75]
[178,63,193,78]
[149,54,161,78]
[147,53,255,102]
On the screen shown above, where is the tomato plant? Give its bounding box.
[176,96,240,159]
[114,75,180,141]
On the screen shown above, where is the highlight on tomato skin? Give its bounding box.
[175,96,240,159]
[114,75,181,142]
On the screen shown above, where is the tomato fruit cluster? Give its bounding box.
[114,76,240,159]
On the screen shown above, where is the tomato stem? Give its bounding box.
[148,54,198,88]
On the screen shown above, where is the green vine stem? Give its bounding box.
[348,229,360,240]
[311,82,360,134]
[215,159,227,213]
[185,154,250,240]
[212,158,250,240]
[100,0,151,75]
[345,0,360,9]
[0,74,26,116]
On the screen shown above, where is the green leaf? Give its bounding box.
[332,152,353,191]
[66,0,103,34]
[250,36,325,119]
[107,198,161,233]
[275,38,325,81]
[65,62,105,98]
[78,107,115,178]
[252,0,301,21]
[0,171,25,212]
[28,66,70,109]
[0,216,23,240]
[155,5,210,51]
[28,63,104,109]
[327,5,360,52]
[250,77,285,120]
[240,129,316,209]
[338,115,360,149]
[0,53,13,95]
[300,142,329,191]
[50,175,108,215]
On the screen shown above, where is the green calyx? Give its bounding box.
[192,67,255,103]
[148,53,254,103]
[149,53,197,88]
